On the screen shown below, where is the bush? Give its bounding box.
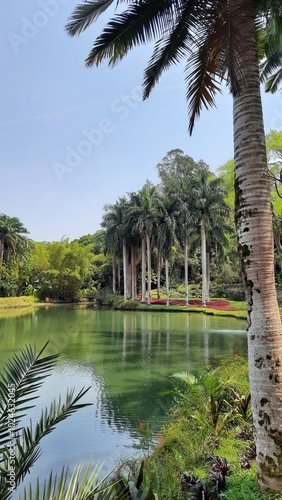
[96,288,123,308]
[78,287,97,301]
[210,283,246,301]
[116,300,139,310]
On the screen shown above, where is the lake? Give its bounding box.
[0,305,247,494]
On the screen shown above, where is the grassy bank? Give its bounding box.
[136,302,247,319]
[0,296,36,309]
[121,357,282,499]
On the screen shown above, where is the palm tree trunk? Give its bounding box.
[141,235,146,302]
[126,248,132,299]
[117,260,121,293]
[131,245,135,301]
[184,239,189,306]
[234,1,282,490]
[206,251,210,303]
[157,251,162,299]
[201,220,207,306]
[0,240,4,261]
[122,239,127,300]
[112,255,116,294]
[165,258,170,306]
[146,233,151,305]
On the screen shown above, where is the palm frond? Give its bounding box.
[171,371,198,386]
[186,46,222,135]
[18,461,117,500]
[143,1,198,98]
[261,49,282,92]
[84,0,179,67]
[0,343,58,449]
[0,387,91,489]
[66,1,115,36]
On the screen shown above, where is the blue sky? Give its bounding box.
[1,1,282,242]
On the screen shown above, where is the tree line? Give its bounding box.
[1,132,282,303]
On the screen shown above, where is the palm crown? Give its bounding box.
[66,0,281,133]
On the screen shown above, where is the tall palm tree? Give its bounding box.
[174,178,194,306]
[102,197,130,298]
[126,183,159,304]
[66,1,282,490]
[155,196,177,306]
[191,170,230,305]
[0,215,28,262]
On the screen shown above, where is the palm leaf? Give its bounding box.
[143,1,198,99]
[0,343,58,449]
[18,461,117,500]
[83,0,179,67]
[186,46,222,135]
[65,0,116,36]
[0,387,91,489]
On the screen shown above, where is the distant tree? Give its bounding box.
[156,149,197,192]
[191,169,230,305]
[155,196,177,305]
[102,197,130,298]
[126,182,159,304]
[0,214,29,263]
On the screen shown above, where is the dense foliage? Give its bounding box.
[1,131,282,302]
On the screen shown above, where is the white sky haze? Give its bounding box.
[1,0,282,242]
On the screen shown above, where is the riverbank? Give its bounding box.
[136,298,247,319]
[124,356,281,499]
[0,294,248,321]
[0,296,36,309]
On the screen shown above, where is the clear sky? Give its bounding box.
[1,1,282,242]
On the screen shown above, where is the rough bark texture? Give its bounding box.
[233,0,282,490]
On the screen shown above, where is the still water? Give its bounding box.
[0,305,247,492]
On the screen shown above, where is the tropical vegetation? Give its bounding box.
[1,131,282,308]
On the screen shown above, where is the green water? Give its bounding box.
[0,305,247,492]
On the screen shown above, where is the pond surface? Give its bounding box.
[0,305,247,494]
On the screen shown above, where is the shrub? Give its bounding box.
[96,288,124,308]
[210,284,245,301]
[116,300,139,310]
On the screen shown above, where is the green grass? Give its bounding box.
[0,296,36,309]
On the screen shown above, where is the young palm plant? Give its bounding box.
[0,343,117,499]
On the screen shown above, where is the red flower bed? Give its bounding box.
[138,297,243,311]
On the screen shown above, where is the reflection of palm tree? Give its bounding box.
[0,214,28,262]
[66,2,282,489]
